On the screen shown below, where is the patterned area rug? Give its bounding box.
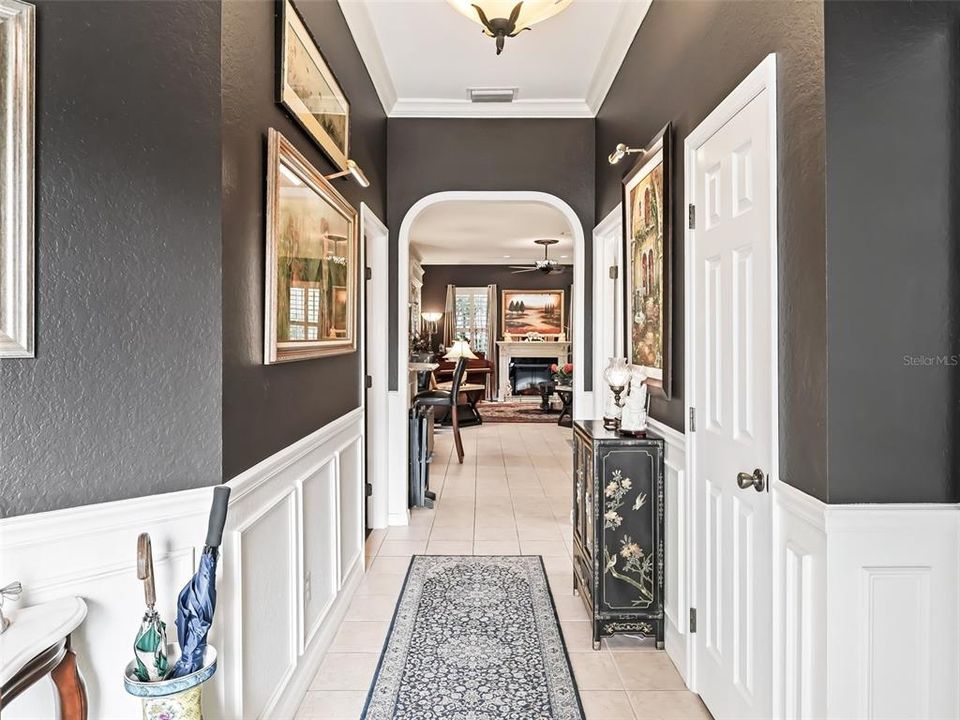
[477,401,561,424]
[363,555,585,719]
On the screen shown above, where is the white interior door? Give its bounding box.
[592,207,623,418]
[689,58,777,720]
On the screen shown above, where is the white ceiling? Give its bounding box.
[410,200,574,265]
[337,0,651,117]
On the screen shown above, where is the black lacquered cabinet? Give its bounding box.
[572,420,665,650]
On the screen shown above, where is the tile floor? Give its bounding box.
[296,422,711,720]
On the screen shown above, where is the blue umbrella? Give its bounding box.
[168,486,231,679]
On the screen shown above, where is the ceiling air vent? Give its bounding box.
[468,87,517,103]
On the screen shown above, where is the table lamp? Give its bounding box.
[602,357,631,430]
[444,339,478,360]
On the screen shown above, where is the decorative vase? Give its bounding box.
[124,645,217,720]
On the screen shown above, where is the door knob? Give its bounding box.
[736,468,765,492]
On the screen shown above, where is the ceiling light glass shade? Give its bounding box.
[447,0,572,53]
[444,339,479,360]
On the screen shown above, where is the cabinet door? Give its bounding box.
[598,447,660,613]
[573,434,584,548]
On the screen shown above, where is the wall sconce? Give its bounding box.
[608,143,645,165]
[324,159,370,188]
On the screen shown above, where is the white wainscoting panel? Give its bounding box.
[825,505,959,720]
[648,418,689,683]
[774,482,959,720]
[0,407,365,720]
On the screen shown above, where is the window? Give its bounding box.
[454,287,489,355]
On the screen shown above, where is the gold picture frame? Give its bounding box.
[501,289,565,338]
[264,128,358,364]
[278,0,350,171]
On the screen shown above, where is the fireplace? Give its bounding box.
[509,356,555,396]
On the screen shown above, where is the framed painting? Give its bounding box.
[0,0,34,358]
[278,0,350,171]
[622,124,672,397]
[265,128,358,364]
[501,290,565,337]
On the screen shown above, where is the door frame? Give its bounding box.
[592,204,623,419]
[360,203,390,529]
[684,53,779,696]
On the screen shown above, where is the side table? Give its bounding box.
[0,596,88,719]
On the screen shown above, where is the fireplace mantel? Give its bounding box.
[496,340,571,400]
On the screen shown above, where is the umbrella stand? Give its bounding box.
[124,643,217,720]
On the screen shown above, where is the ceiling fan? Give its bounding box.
[510,238,568,275]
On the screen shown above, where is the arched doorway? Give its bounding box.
[384,191,590,526]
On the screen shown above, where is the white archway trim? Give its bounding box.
[390,191,589,526]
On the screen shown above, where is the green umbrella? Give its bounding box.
[133,533,168,682]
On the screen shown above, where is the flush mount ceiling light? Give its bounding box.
[447,0,573,55]
[608,143,645,165]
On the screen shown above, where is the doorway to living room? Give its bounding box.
[389,192,587,524]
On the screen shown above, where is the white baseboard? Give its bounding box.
[775,482,960,720]
[0,407,366,720]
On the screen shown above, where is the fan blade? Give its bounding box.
[511,268,538,273]
[508,265,536,270]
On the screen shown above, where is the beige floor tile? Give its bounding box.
[560,621,596,652]
[541,554,575,575]
[614,653,687,691]
[474,525,519,541]
[309,653,379,691]
[553,593,590,621]
[377,540,427,557]
[569,651,624,691]
[328,621,389,653]
[521,540,570,556]
[627,691,712,719]
[604,634,660,653]
[344,594,397,622]
[580,690,637,719]
[296,690,367,718]
[473,540,521,555]
[355,572,405,596]
[367,555,413,574]
[426,540,474,555]
[385,524,431,541]
[428,524,474,541]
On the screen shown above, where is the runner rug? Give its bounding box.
[362,555,585,719]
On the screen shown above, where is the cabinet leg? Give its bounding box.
[592,639,602,651]
[51,636,87,720]
[656,640,664,650]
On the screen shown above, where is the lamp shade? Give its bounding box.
[446,0,572,32]
[444,339,478,360]
[421,311,443,323]
[603,357,631,389]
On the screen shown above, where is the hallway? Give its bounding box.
[296,423,710,719]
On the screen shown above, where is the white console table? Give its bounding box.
[496,341,571,401]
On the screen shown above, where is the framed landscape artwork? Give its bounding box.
[278,0,350,171]
[502,290,565,337]
[622,124,672,397]
[264,128,358,364]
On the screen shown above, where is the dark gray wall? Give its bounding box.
[596,0,828,500]
[387,118,595,391]
[824,0,960,503]
[419,264,573,354]
[0,1,223,516]
[221,0,387,480]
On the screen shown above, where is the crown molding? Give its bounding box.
[339,0,650,119]
[389,98,593,118]
[585,0,651,115]
[337,0,397,115]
